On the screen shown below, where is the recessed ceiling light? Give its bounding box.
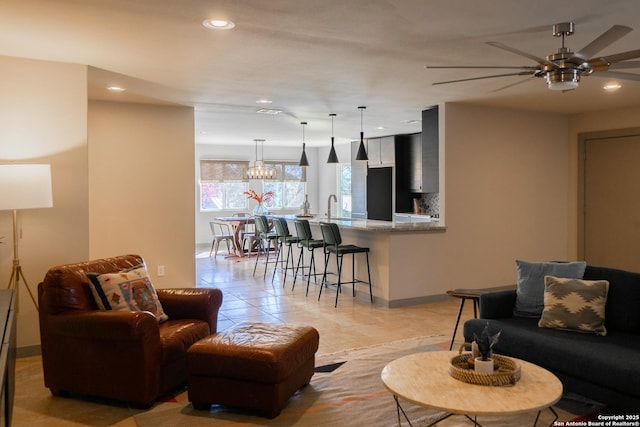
[401,119,421,125]
[107,86,126,92]
[603,82,621,91]
[376,126,386,130]
[202,19,235,30]
[256,108,282,115]
[256,99,273,104]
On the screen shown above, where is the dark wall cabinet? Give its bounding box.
[419,106,439,194]
[395,106,439,194]
[353,106,439,218]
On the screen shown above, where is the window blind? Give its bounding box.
[200,160,249,182]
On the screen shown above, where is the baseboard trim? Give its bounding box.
[386,293,449,308]
[17,344,41,358]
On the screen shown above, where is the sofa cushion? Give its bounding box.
[88,265,169,323]
[514,260,587,318]
[464,317,640,402]
[538,276,609,336]
[584,265,640,333]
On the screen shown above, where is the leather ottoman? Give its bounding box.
[187,321,319,418]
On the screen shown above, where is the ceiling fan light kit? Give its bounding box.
[427,22,640,92]
[546,69,580,90]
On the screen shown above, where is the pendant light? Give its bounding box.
[327,113,339,164]
[246,139,276,180]
[356,106,368,161]
[298,121,310,167]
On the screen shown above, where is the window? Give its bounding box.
[338,164,352,217]
[199,160,249,211]
[263,162,306,210]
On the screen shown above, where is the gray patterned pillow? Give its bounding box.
[539,276,609,336]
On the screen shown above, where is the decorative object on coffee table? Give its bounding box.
[473,322,501,373]
[449,346,521,386]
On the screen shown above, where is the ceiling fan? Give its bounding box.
[427,22,640,91]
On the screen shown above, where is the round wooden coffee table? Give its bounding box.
[381,351,563,426]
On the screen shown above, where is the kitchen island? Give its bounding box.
[283,216,446,307]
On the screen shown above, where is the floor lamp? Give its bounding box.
[0,164,53,309]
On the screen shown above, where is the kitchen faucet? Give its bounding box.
[327,194,337,219]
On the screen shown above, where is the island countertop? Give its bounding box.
[281,215,446,233]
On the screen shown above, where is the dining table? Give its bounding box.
[212,216,257,257]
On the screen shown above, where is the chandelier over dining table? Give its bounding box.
[246,139,276,180]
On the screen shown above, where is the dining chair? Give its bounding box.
[319,222,373,307]
[209,221,236,257]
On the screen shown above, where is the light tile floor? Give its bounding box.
[13,250,470,426]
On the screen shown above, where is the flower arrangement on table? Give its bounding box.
[243,189,274,204]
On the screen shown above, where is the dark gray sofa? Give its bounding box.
[463,265,640,412]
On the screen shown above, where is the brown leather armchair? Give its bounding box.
[37,254,223,408]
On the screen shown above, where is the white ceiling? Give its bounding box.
[2,0,640,147]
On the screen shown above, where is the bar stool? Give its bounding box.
[272,217,301,284]
[293,219,324,295]
[253,215,278,279]
[318,222,373,307]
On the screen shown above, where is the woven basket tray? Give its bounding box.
[448,349,521,386]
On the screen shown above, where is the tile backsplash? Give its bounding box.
[418,192,439,217]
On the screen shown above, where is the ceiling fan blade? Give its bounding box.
[588,49,640,71]
[601,49,640,64]
[595,71,640,81]
[486,41,556,68]
[426,65,538,70]
[432,71,536,86]
[575,25,632,59]
[609,61,640,70]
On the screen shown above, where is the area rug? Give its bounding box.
[134,336,603,427]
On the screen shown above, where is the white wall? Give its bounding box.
[0,56,89,350]
[0,56,198,352]
[386,103,572,302]
[88,101,196,288]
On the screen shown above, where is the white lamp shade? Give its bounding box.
[0,164,53,210]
